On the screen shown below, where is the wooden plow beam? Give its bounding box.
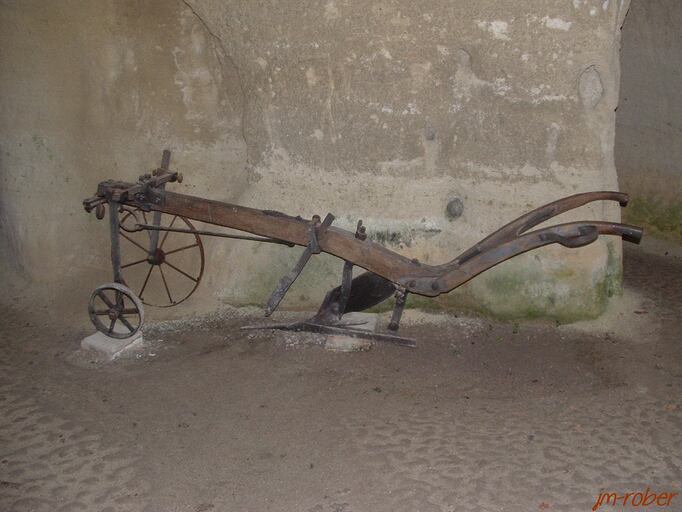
[83,150,643,346]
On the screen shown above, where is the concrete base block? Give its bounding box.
[81,330,144,359]
[324,312,376,352]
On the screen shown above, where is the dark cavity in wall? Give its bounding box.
[615,0,682,243]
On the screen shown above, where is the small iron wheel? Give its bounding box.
[88,283,144,339]
[118,208,205,308]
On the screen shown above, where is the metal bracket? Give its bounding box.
[108,200,123,284]
[355,220,367,240]
[308,214,323,254]
[388,287,408,331]
[132,184,165,212]
[241,320,416,348]
[130,223,295,246]
[264,213,335,316]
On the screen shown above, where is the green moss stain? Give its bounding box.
[222,237,623,325]
[484,272,526,296]
[221,247,346,310]
[31,134,55,161]
[624,196,682,243]
[433,245,624,324]
[595,241,622,309]
[370,230,404,247]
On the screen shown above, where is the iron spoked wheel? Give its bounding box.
[88,283,144,339]
[118,208,204,307]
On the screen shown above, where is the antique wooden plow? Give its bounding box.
[83,150,643,347]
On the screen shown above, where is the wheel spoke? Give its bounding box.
[94,309,112,316]
[142,210,148,225]
[120,232,149,253]
[159,215,178,249]
[121,308,139,315]
[108,318,116,335]
[119,316,135,333]
[164,260,198,283]
[139,265,154,299]
[97,290,115,308]
[122,257,148,269]
[158,265,174,304]
[163,243,199,256]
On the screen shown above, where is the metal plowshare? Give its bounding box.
[82,150,643,347]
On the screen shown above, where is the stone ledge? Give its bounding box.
[81,331,144,359]
[324,312,376,352]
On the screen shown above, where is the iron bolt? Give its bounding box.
[355,220,367,240]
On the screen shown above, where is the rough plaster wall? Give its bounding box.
[616,0,682,243]
[0,0,247,317]
[187,0,630,320]
[1,0,630,321]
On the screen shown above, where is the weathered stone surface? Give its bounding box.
[325,312,376,352]
[579,66,604,109]
[616,0,682,244]
[81,330,144,359]
[0,0,631,321]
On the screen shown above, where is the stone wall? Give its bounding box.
[0,0,247,317]
[616,0,682,243]
[1,0,631,322]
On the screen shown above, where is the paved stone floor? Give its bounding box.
[1,244,680,512]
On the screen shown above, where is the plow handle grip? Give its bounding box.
[620,225,643,245]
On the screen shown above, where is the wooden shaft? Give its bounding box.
[453,221,640,283]
[147,190,429,284]
[112,187,641,298]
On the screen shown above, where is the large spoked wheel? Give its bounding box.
[118,207,205,307]
[89,283,144,339]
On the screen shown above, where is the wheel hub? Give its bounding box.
[147,248,166,265]
[88,283,145,340]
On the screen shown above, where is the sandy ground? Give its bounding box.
[1,244,681,512]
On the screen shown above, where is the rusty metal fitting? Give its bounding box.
[355,220,367,240]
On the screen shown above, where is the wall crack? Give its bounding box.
[180,0,249,162]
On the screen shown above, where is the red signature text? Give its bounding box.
[593,488,677,511]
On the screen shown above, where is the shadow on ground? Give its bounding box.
[1,245,681,512]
